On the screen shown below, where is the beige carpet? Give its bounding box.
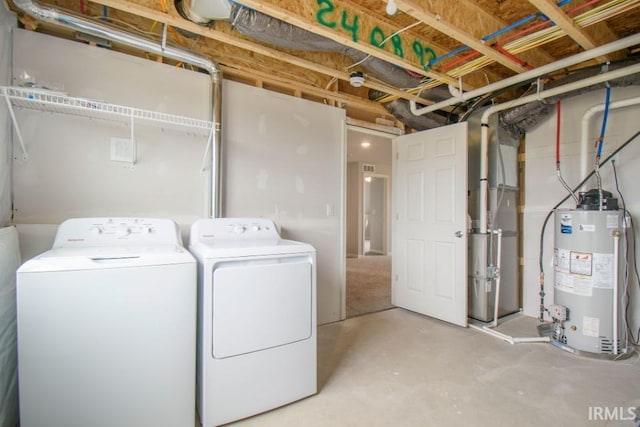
[346,255,393,318]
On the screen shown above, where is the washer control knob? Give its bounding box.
[89,226,103,235]
[251,225,261,232]
[117,227,131,237]
[144,226,155,234]
[233,225,246,234]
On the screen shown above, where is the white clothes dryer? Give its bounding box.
[17,218,196,427]
[189,218,316,426]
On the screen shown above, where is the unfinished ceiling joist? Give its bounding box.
[87,0,424,104]
[527,0,609,62]
[231,0,460,86]
[384,0,530,73]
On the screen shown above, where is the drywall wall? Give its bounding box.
[0,4,12,228]
[346,162,360,257]
[367,176,386,254]
[11,29,211,250]
[0,6,18,427]
[0,226,19,427]
[222,80,346,324]
[523,87,640,336]
[346,162,392,258]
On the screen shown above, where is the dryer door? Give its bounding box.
[211,256,312,359]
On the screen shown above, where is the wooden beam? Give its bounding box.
[89,0,431,103]
[528,0,609,62]
[389,0,529,73]
[231,0,461,86]
[425,0,556,66]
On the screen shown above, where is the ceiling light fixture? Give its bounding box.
[361,141,371,148]
[386,0,398,16]
[349,71,365,87]
[365,176,372,183]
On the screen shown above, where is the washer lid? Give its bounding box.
[17,244,195,273]
[53,217,183,248]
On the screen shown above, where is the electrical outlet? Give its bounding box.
[110,137,135,163]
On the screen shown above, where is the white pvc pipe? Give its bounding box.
[478,62,640,234]
[468,323,550,345]
[410,33,640,117]
[613,231,619,355]
[580,97,640,181]
[512,336,551,343]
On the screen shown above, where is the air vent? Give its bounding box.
[363,164,375,173]
[598,337,622,354]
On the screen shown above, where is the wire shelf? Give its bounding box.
[1,86,213,135]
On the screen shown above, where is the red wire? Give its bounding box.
[437,51,481,72]
[495,45,533,69]
[79,0,86,14]
[435,0,603,77]
[498,0,602,46]
[556,99,561,164]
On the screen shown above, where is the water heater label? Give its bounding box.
[554,271,593,297]
[583,316,600,338]
[570,251,593,276]
[593,253,615,289]
[579,224,596,232]
[554,248,570,271]
[560,214,573,234]
[607,214,619,229]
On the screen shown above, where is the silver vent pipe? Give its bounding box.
[12,0,223,217]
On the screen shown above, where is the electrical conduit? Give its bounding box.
[12,0,223,217]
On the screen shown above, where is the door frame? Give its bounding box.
[362,173,390,256]
[343,123,400,320]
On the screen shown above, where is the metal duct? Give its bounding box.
[228,4,423,89]
[370,84,453,130]
[11,0,224,217]
[499,58,640,138]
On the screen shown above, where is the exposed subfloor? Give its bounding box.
[226,308,640,427]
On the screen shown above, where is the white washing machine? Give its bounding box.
[189,218,316,426]
[17,218,196,427]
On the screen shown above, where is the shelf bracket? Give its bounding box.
[2,91,28,161]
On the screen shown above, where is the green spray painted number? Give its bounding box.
[413,40,436,70]
[370,26,385,48]
[341,10,360,42]
[316,0,336,28]
[390,34,404,58]
[316,0,435,68]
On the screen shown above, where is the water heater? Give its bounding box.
[551,191,631,358]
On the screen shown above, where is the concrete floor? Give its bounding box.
[224,308,640,427]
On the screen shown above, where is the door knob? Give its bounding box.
[454,230,464,238]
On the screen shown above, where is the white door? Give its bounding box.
[392,122,468,326]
